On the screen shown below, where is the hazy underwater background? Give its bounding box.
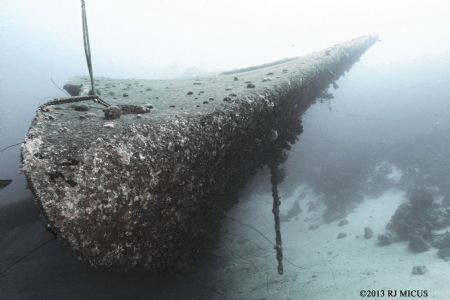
[1,0,450,299]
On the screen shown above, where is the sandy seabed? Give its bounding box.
[204,179,450,300]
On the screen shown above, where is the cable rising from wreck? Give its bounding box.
[41,0,110,108]
[81,0,95,96]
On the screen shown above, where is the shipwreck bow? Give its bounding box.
[22,35,378,271]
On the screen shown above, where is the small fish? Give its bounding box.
[0,179,12,189]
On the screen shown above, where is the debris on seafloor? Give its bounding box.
[337,232,347,239]
[411,265,428,275]
[364,226,374,239]
[378,232,394,246]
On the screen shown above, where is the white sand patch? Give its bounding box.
[387,164,403,183]
[371,161,403,184]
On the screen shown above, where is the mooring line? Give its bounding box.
[81,0,95,96]
[49,75,70,97]
[223,212,306,272]
[42,95,108,107]
[270,165,284,275]
[0,237,56,276]
[42,0,110,108]
[0,142,22,153]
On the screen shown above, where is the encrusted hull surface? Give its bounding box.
[22,35,377,271]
